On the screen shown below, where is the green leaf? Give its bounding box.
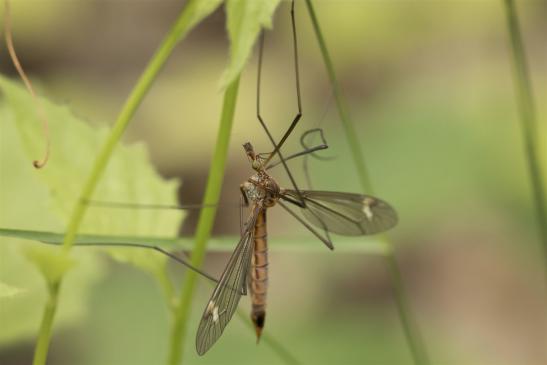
[173,0,224,42]
[0,281,25,299]
[0,75,184,275]
[0,75,182,344]
[219,0,282,89]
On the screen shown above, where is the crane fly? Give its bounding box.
[195,141,397,355]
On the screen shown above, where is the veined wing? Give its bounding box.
[195,205,261,356]
[283,190,397,236]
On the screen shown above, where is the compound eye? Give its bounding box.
[252,160,261,170]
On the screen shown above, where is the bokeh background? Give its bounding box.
[1,0,546,364]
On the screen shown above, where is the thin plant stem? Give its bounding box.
[32,282,60,365]
[384,251,430,365]
[31,2,212,364]
[167,77,240,365]
[304,1,430,364]
[502,0,547,279]
[303,4,372,191]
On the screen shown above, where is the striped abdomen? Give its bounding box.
[251,209,268,340]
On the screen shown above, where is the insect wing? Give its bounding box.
[195,207,260,355]
[284,190,397,236]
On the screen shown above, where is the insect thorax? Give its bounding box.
[242,172,280,207]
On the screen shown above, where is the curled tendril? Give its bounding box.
[4,0,51,169]
[300,128,336,190]
[262,128,334,171]
[299,128,335,161]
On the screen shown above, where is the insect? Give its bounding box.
[194,141,397,355]
[194,1,398,355]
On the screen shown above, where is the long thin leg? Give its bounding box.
[85,200,222,211]
[279,193,333,234]
[239,185,249,236]
[239,185,250,207]
[265,128,330,169]
[264,0,303,165]
[278,200,333,250]
[239,195,244,237]
[265,144,326,170]
[43,241,220,283]
[256,1,306,207]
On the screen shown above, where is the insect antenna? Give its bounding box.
[263,128,329,169]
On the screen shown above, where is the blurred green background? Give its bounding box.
[1,0,546,364]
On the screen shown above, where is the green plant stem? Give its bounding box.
[32,281,61,365]
[502,0,547,278]
[303,3,372,192]
[384,251,429,364]
[31,2,209,364]
[167,77,240,365]
[304,1,430,364]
